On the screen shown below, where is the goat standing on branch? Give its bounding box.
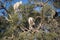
[28,17,35,30]
[13,1,22,13]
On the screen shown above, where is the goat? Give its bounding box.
[28,17,35,30]
[13,1,22,13]
[51,9,56,19]
[45,9,58,23]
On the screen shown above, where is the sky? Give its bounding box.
[0,0,60,16]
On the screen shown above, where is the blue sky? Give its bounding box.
[12,0,28,5]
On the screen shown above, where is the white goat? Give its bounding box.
[13,1,22,13]
[28,17,35,30]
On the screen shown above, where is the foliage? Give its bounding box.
[53,0,60,8]
[0,0,60,40]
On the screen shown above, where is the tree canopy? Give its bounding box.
[0,0,60,40]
